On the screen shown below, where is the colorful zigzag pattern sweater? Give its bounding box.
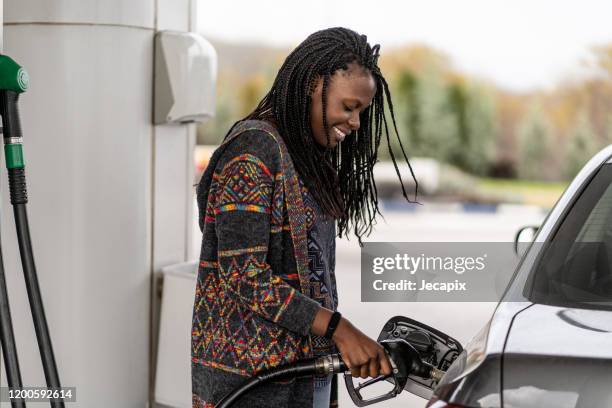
[191,120,338,407]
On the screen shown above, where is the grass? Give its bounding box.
[477,178,569,208]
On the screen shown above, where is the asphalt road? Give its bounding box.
[334,205,545,408]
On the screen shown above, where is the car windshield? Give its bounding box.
[526,163,612,310]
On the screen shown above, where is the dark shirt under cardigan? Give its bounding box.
[192,120,339,407]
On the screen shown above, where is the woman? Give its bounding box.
[192,27,417,408]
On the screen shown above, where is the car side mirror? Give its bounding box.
[374,316,463,400]
[513,225,539,257]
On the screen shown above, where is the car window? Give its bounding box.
[526,164,612,310]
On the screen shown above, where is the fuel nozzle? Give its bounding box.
[382,338,445,382]
[0,55,29,205]
[344,338,444,407]
[0,54,29,140]
[0,54,29,94]
[314,353,347,376]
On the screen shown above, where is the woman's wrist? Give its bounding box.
[324,311,342,339]
[331,317,350,343]
[311,306,333,337]
[311,307,350,344]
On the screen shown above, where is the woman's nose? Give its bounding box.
[348,113,360,131]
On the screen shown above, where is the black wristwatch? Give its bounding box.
[324,311,342,339]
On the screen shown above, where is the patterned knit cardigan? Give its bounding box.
[191,120,337,407]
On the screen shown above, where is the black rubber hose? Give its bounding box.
[13,204,64,407]
[216,357,341,408]
[8,168,27,205]
[0,89,27,408]
[0,240,27,408]
[1,90,64,406]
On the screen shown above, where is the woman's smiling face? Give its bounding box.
[310,62,377,149]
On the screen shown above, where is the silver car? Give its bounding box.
[385,145,612,408]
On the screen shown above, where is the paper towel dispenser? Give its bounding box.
[154,31,217,124]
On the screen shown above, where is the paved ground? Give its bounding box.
[334,205,545,407]
[189,201,546,407]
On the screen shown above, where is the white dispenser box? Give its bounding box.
[154,31,217,124]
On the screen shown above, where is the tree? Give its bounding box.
[565,112,597,179]
[418,69,456,161]
[517,105,553,180]
[440,80,495,175]
[445,82,472,172]
[383,47,455,162]
[464,84,496,175]
[397,70,423,155]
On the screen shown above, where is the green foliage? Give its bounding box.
[397,70,425,155]
[517,106,553,180]
[442,82,470,168]
[200,41,612,183]
[392,68,494,176]
[463,84,496,175]
[565,112,597,179]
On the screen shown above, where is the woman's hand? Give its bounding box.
[332,317,393,379]
[311,307,392,379]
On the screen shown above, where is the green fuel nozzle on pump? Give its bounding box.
[0,54,29,93]
[0,54,64,408]
[0,54,29,204]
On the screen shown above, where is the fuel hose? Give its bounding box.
[0,229,25,408]
[216,354,347,408]
[0,55,64,408]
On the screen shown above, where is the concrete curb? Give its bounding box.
[381,200,550,216]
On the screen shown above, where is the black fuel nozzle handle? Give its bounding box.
[382,338,444,382]
[344,338,445,407]
[0,53,27,140]
[0,90,23,139]
[0,90,28,205]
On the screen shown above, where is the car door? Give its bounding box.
[503,162,612,408]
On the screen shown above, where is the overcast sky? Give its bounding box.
[198,0,612,91]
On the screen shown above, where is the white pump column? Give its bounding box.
[0,1,203,406]
[0,2,3,51]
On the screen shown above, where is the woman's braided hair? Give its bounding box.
[231,27,418,242]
